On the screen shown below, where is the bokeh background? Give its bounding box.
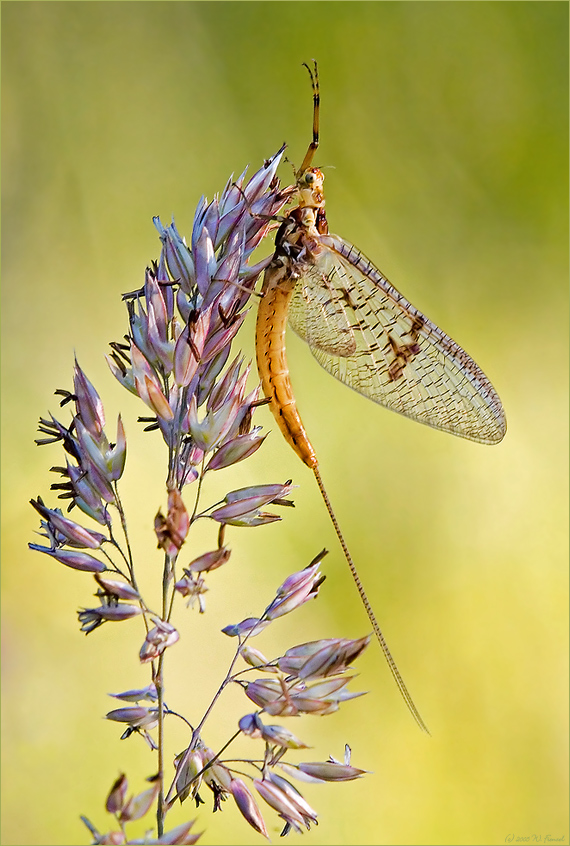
[2,3,568,845]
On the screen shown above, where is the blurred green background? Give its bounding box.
[2,3,568,845]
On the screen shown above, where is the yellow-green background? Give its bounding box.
[2,3,568,845]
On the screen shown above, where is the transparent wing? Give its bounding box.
[288,233,506,444]
[288,262,356,356]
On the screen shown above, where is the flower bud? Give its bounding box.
[259,724,308,750]
[65,459,109,524]
[74,419,114,482]
[95,576,140,600]
[275,556,325,597]
[278,639,338,676]
[239,645,275,671]
[187,547,231,573]
[108,415,127,481]
[145,273,173,371]
[206,431,265,471]
[196,346,230,405]
[173,308,210,387]
[210,494,278,522]
[230,778,268,839]
[267,772,318,827]
[238,713,263,738]
[78,603,141,633]
[245,679,294,715]
[221,618,271,639]
[188,394,239,452]
[153,217,195,294]
[119,780,160,822]
[280,636,371,680]
[106,773,128,813]
[74,361,105,437]
[265,561,324,620]
[29,499,106,548]
[201,312,247,364]
[206,354,244,412]
[225,482,295,504]
[105,707,159,729]
[253,779,305,831]
[244,146,284,201]
[289,676,365,715]
[193,226,216,298]
[145,376,174,422]
[106,352,137,395]
[265,581,318,620]
[174,748,204,804]
[108,684,158,703]
[29,544,106,573]
[201,745,233,795]
[210,508,280,528]
[140,619,179,663]
[130,344,172,421]
[95,832,125,845]
[297,761,367,782]
[153,820,200,845]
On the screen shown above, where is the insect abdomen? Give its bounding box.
[256,264,318,469]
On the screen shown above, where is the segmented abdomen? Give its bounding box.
[255,263,318,469]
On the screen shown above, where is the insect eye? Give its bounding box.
[304,172,315,185]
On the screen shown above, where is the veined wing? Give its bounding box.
[288,233,506,444]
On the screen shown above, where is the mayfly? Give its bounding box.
[255,62,506,733]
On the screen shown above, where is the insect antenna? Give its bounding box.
[297,59,320,176]
[312,465,430,735]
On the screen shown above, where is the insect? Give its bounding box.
[255,62,506,733]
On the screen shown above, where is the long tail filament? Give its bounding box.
[312,465,430,734]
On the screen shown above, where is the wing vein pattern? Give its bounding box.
[287,234,506,445]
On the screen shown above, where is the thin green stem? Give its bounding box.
[112,488,138,590]
[98,544,130,581]
[164,615,269,805]
[156,651,166,837]
[111,489,150,633]
[189,457,207,524]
